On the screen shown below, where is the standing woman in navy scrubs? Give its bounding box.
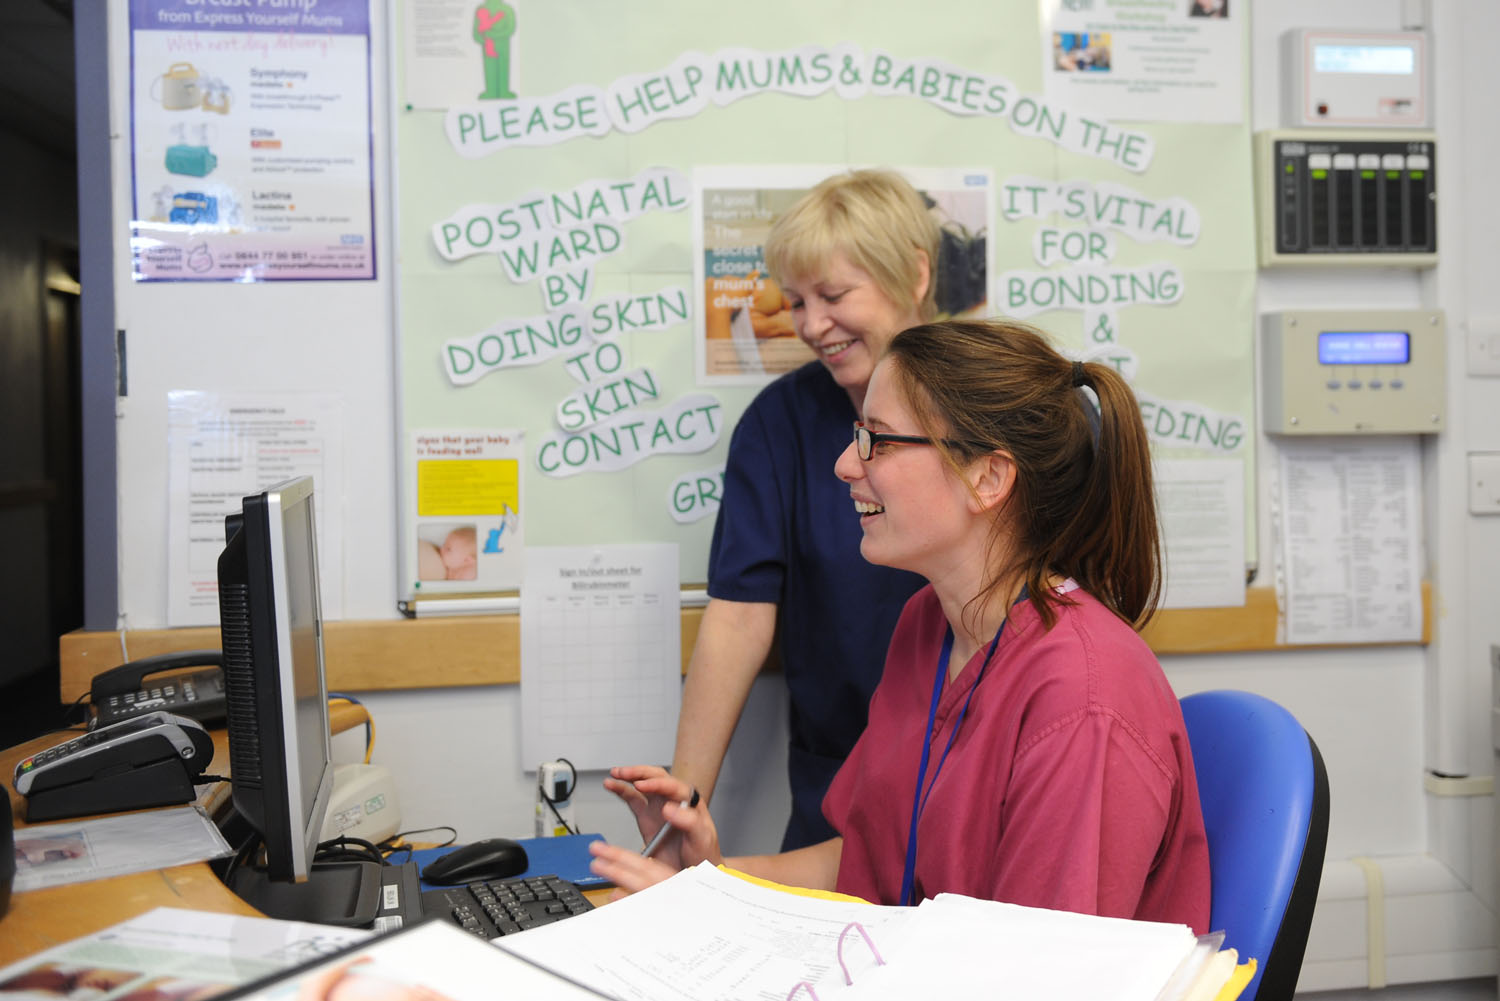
[672,169,937,850]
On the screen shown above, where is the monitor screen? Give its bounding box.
[217,475,333,885]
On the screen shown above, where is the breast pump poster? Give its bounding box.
[128,0,375,281]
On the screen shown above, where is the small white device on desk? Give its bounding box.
[535,759,577,837]
[1260,309,1445,435]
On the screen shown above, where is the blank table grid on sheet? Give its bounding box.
[534,591,670,740]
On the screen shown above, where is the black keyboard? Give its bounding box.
[421,874,594,939]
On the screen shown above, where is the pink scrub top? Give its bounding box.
[824,584,1210,933]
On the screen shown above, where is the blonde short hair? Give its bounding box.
[763,169,940,321]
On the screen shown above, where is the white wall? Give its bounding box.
[104,1,1500,996]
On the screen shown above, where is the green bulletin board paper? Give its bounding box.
[393,0,1255,601]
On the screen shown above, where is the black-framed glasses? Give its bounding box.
[852,421,976,461]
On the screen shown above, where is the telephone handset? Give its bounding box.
[89,649,226,729]
[14,711,215,822]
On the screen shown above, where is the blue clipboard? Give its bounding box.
[412,833,610,890]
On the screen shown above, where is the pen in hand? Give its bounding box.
[641,787,700,857]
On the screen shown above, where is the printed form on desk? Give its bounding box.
[11,806,231,892]
[496,862,1237,1001]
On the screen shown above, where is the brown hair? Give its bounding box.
[763,169,940,321]
[883,318,1161,630]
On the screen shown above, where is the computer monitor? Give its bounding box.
[217,475,380,925]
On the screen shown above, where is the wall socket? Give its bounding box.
[1470,453,1500,514]
[1468,318,1500,377]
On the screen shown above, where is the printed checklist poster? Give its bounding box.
[520,544,681,770]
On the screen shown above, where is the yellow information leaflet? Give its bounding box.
[407,430,525,594]
[418,457,519,516]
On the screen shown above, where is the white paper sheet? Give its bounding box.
[1039,0,1245,124]
[166,391,345,626]
[519,544,681,770]
[402,0,521,111]
[859,893,1196,1000]
[500,862,916,1001]
[1156,458,1246,609]
[12,807,232,892]
[0,906,368,1001]
[1276,437,1423,644]
[500,862,1204,1001]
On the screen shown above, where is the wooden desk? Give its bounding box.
[1,728,255,967]
[1,715,613,968]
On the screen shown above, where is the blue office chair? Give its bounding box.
[1180,690,1329,1001]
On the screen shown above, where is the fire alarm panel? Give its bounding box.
[1254,130,1436,268]
[1282,29,1427,128]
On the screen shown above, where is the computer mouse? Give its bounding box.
[421,838,529,884]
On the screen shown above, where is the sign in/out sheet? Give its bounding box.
[519,543,682,770]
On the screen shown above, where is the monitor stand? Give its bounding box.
[227,859,382,927]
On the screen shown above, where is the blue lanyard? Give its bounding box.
[898,590,1025,907]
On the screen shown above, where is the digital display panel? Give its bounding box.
[1313,44,1415,75]
[1318,331,1410,366]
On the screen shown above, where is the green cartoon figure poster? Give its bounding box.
[473,0,517,99]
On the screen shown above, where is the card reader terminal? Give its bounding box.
[14,711,215,822]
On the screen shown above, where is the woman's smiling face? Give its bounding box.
[834,360,979,578]
[781,251,924,408]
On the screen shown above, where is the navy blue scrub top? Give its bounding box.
[708,362,924,850]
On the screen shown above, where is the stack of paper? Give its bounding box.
[498,862,1243,1001]
[1,868,1245,1001]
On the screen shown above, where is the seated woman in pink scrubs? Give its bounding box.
[591,318,1211,932]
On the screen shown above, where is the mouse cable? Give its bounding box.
[65,690,92,729]
[540,756,580,836]
[315,835,387,867]
[378,826,458,863]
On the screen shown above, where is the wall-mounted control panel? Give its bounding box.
[1282,29,1428,128]
[1254,130,1436,268]
[1261,310,1445,435]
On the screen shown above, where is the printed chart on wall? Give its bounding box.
[166,392,345,626]
[393,0,1256,609]
[127,0,375,281]
[519,544,681,769]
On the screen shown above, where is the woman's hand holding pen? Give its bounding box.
[592,765,722,899]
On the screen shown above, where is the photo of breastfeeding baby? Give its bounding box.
[0,962,138,1000]
[416,524,477,582]
[112,976,229,1001]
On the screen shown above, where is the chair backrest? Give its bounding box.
[1180,690,1330,1001]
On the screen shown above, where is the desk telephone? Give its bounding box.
[13,711,214,822]
[90,649,226,729]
